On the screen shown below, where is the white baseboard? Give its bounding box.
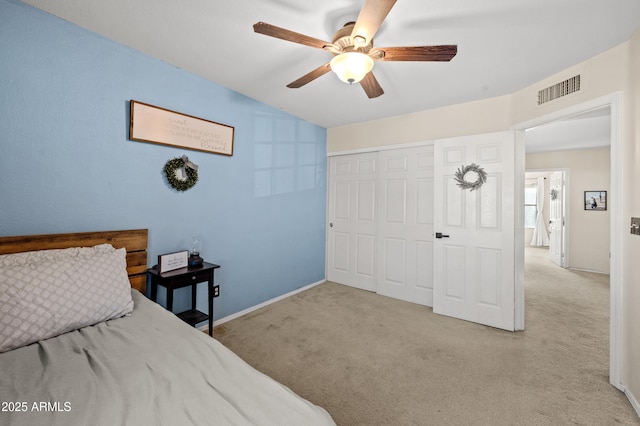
[198,279,326,332]
[626,387,640,419]
[568,267,609,275]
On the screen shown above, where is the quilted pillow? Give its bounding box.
[0,244,134,353]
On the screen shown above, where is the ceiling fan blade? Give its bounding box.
[351,0,397,45]
[360,72,384,99]
[287,63,332,88]
[372,45,458,61]
[253,22,330,50]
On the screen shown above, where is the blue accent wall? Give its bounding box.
[0,0,327,320]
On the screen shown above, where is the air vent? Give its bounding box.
[537,75,581,105]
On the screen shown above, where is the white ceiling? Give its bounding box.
[524,106,611,153]
[21,0,640,131]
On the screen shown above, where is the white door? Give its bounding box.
[327,153,377,291]
[376,146,434,306]
[549,171,565,267]
[433,131,516,331]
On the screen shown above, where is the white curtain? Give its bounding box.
[530,177,550,246]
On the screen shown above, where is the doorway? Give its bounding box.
[523,108,611,275]
[514,93,621,390]
[524,169,569,268]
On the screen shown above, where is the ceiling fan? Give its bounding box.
[253,0,457,99]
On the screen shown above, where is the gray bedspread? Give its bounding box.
[0,290,335,426]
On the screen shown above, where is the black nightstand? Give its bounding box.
[147,262,220,336]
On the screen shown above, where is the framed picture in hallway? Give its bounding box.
[584,191,607,211]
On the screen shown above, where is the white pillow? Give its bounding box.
[0,244,134,353]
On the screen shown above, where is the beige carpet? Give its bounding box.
[215,247,639,425]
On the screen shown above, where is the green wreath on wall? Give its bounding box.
[164,155,199,191]
[454,163,487,191]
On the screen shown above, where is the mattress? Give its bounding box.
[0,290,335,426]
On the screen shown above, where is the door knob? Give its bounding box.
[329,223,333,227]
[435,232,450,239]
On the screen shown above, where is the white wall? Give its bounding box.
[526,149,611,273]
[327,95,512,152]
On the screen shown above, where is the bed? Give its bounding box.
[0,229,335,426]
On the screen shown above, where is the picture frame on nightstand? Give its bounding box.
[158,250,188,273]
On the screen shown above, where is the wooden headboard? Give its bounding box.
[0,229,149,292]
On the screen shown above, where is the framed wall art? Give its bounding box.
[130,100,234,156]
[584,191,607,211]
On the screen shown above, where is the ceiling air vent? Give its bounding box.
[537,75,581,105]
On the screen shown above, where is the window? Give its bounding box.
[524,186,538,228]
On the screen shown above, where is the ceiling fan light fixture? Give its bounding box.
[329,52,374,85]
[254,0,457,97]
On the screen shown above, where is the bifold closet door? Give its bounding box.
[327,147,435,307]
[376,146,435,306]
[327,153,377,292]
